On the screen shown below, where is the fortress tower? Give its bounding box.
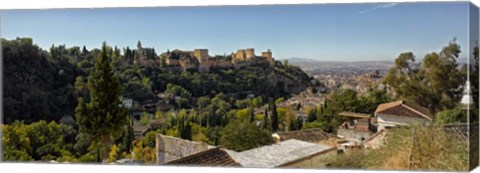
[194,49,209,63]
[194,49,211,73]
[235,49,246,61]
[262,49,274,64]
[246,48,255,59]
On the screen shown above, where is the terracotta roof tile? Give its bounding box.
[166,148,241,167]
[375,100,433,120]
[276,128,338,144]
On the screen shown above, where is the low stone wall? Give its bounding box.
[156,134,210,164]
[337,128,373,143]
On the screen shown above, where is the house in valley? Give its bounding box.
[374,100,434,131]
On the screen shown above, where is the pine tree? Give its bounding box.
[75,42,128,161]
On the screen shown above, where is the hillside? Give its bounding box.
[2,38,313,124]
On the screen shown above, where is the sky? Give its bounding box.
[0,2,476,61]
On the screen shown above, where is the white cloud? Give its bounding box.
[357,3,398,14]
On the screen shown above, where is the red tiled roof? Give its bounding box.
[374,100,433,120]
[276,128,338,143]
[165,148,241,167]
[354,125,369,132]
[338,112,371,119]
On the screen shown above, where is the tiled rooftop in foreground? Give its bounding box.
[232,139,335,168]
[164,139,336,168]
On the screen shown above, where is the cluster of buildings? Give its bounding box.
[335,100,436,150]
[128,42,276,73]
[124,92,473,168]
[277,89,326,113]
[150,99,448,168]
[336,80,474,149]
[151,95,471,168]
[314,70,385,95]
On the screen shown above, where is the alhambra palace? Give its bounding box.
[131,42,276,73]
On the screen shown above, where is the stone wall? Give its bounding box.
[156,134,210,164]
[280,148,337,168]
[337,128,373,143]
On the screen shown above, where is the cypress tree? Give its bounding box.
[178,119,185,139]
[263,108,270,130]
[271,102,278,132]
[82,45,88,56]
[121,119,134,152]
[249,106,255,123]
[307,108,317,122]
[185,121,192,140]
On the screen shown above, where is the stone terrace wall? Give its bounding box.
[156,134,210,164]
[337,128,373,143]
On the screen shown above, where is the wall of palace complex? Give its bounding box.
[158,48,275,72]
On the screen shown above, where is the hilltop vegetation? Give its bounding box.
[2,37,312,124]
[3,38,84,124]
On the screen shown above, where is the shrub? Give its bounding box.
[326,125,468,171]
[77,153,97,163]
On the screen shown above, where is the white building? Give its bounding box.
[460,81,473,110]
[121,97,133,109]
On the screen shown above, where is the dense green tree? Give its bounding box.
[289,116,304,131]
[471,44,479,109]
[197,96,210,109]
[139,112,151,126]
[358,87,391,113]
[383,40,466,112]
[316,89,359,133]
[2,38,82,124]
[1,121,77,161]
[141,131,157,148]
[207,126,222,146]
[75,42,128,161]
[251,96,263,108]
[220,120,274,152]
[435,107,469,124]
[307,108,317,122]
